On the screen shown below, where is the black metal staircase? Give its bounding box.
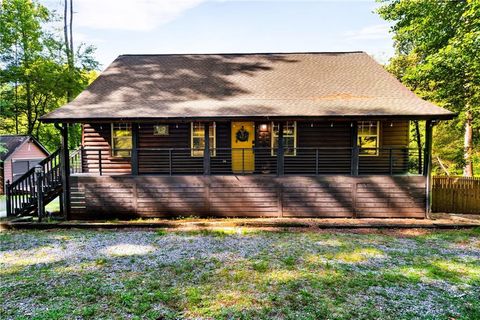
[5,149,63,219]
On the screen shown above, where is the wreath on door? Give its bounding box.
[236,126,249,142]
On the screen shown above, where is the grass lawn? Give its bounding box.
[1,228,479,320]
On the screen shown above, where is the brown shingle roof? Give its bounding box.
[41,52,454,122]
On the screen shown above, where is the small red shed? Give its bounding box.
[0,135,49,194]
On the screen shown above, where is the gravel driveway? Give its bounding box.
[1,228,479,319]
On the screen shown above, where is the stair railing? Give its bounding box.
[6,149,61,218]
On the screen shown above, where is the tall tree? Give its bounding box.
[63,0,74,102]
[377,0,480,176]
[0,0,98,150]
[0,0,49,135]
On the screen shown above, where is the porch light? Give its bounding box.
[390,122,394,127]
[259,124,268,132]
[330,123,334,128]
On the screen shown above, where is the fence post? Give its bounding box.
[389,148,393,175]
[203,123,211,175]
[350,122,359,176]
[5,180,11,217]
[35,165,45,222]
[98,149,103,176]
[131,123,139,175]
[79,145,83,174]
[242,148,245,174]
[351,146,359,176]
[277,122,284,176]
[169,148,173,176]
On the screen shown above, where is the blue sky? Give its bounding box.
[45,0,394,70]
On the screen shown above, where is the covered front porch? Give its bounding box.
[70,119,431,177]
[61,118,433,220]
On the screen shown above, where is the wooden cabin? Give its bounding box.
[40,52,455,220]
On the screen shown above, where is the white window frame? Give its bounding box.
[358,121,380,156]
[271,121,297,156]
[111,123,132,157]
[191,122,216,157]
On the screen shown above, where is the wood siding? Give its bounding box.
[359,120,410,175]
[69,175,426,219]
[81,120,410,175]
[3,140,48,187]
[82,123,131,174]
[137,122,231,174]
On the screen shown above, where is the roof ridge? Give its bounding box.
[118,51,367,57]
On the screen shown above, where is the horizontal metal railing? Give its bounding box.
[73,146,424,176]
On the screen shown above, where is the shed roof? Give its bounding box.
[41,52,455,122]
[0,135,49,161]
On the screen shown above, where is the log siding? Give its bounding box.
[81,120,411,175]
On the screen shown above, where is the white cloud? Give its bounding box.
[74,0,205,31]
[344,24,390,40]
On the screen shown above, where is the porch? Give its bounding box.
[66,119,431,219]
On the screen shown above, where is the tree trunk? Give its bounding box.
[26,81,33,135]
[414,120,422,174]
[69,0,74,59]
[463,109,474,176]
[64,0,73,102]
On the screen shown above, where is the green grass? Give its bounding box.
[1,228,479,319]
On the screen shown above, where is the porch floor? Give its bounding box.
[2,213,479,231]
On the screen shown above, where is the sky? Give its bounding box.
[44,0,395,70]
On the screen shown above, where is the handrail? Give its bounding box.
[8,149,61,189]
[6,148,63,217]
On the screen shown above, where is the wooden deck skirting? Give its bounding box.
[69,175,427,219]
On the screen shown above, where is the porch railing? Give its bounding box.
[74,146,424,176]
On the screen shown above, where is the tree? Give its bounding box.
[377,0,480,176]
[0,0,98,150]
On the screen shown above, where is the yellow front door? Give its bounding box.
[231,122,255,173]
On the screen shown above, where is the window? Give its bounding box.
[191,122,216,157]
[111,123,132,157]
[271,121,297,156]
[358,121,379,156]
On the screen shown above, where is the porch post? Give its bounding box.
[56,123,70,219]
[204,122,211,175]
[424,120,433,216]
[131,123,139,175]
[277,121,284,176]
[351,121,359,176]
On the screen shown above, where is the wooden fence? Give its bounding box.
[432,176,480,214]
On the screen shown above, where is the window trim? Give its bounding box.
[191,122,216,157]
[111,123,132,158]
[358,121,380,157]
[271,121,297,156]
